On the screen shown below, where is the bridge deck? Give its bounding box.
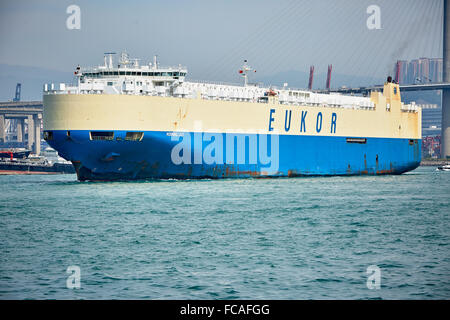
[315,82,450,95]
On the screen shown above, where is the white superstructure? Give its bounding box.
[43,52,419,112]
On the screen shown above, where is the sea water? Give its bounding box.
[0,167,449,299]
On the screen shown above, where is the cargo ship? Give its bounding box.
[43,52,421,181]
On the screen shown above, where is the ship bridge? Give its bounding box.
[44,52,188,96]
[81,52,187,81]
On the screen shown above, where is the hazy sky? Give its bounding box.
[0,0,444,83]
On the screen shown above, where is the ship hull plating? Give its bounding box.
[47,130,421,181]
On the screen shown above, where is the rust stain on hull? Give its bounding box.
[376,169,395,174]
[225,170,261,177]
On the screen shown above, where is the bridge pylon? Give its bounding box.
[443,0,450,159]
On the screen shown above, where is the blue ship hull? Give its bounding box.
[46,130,421,181]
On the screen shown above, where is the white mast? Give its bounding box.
[239,60,255,87]
[74,65,81,93]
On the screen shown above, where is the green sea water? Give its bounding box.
[0,166,449,299]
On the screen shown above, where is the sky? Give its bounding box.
[0,0,444,98]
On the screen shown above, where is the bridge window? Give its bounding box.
[258,97,268,103]
[90,131,114,141]
[125,132,144,141]
[43,131,53,141]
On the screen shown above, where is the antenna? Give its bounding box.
[153,55,158,70]
[239,60,256,86]
[74,64,82,90]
